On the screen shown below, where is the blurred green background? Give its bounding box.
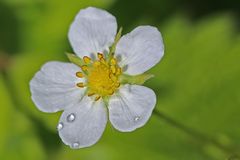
[1,0,240,159]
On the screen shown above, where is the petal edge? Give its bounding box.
[108,85,156,132]
[58,96,107,149]
[30,61,85,113]
[116,26,164,75]
[68,7,117,57]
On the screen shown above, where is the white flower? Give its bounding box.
[30,7,164,149]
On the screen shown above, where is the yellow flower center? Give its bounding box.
[75,53,122,101]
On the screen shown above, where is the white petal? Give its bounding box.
[58,96,107,149]
[30,61,85,113]
[108,85,156,132]
[68,7,117,57]
[115,26,164,75]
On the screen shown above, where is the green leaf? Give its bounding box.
[147,13,240,159]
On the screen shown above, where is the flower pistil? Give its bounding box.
[76,53,122,101]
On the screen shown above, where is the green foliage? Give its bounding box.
[0,76,46,160]
[1,0,240,159]
[148,14,240,159]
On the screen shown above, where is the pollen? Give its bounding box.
[76,72,84,78]
[97,53,104,59]
[83,56,91,64]
[75,53,122,100]
[110,66,116,74]
[76,82,84,88]
[110,58,117,65]
[87,92,95,97]
[95,96,101,101]
[81,65,88,71]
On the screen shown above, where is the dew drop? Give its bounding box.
[71,142,80,149]
[67,113,75,122]
[134,116,140,122]
[57,122,64,131]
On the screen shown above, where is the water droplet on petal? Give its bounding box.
[67,113,75,122]
[134,116,140,122]
[57,122,64,131]
[71,142,80,149]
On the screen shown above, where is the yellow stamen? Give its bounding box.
[100,57,106,63]
[115,82,120,88]
[116,68,122,75]
[110,66,116,74]
[95,96,101,101]
[108,90,114,95]
[97,53,104,59]
[93,61,101,67]
[83,56,91,64]
[76,52,122,98]
[76,82,84,88]
[81,65,88,71]
[76,72,84,78]
[109,73,117,81]
[110,58,117,65]
[87,92,95,97]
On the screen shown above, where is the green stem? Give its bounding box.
[153,109,240,158]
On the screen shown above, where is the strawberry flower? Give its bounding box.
[30,7,164,149]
